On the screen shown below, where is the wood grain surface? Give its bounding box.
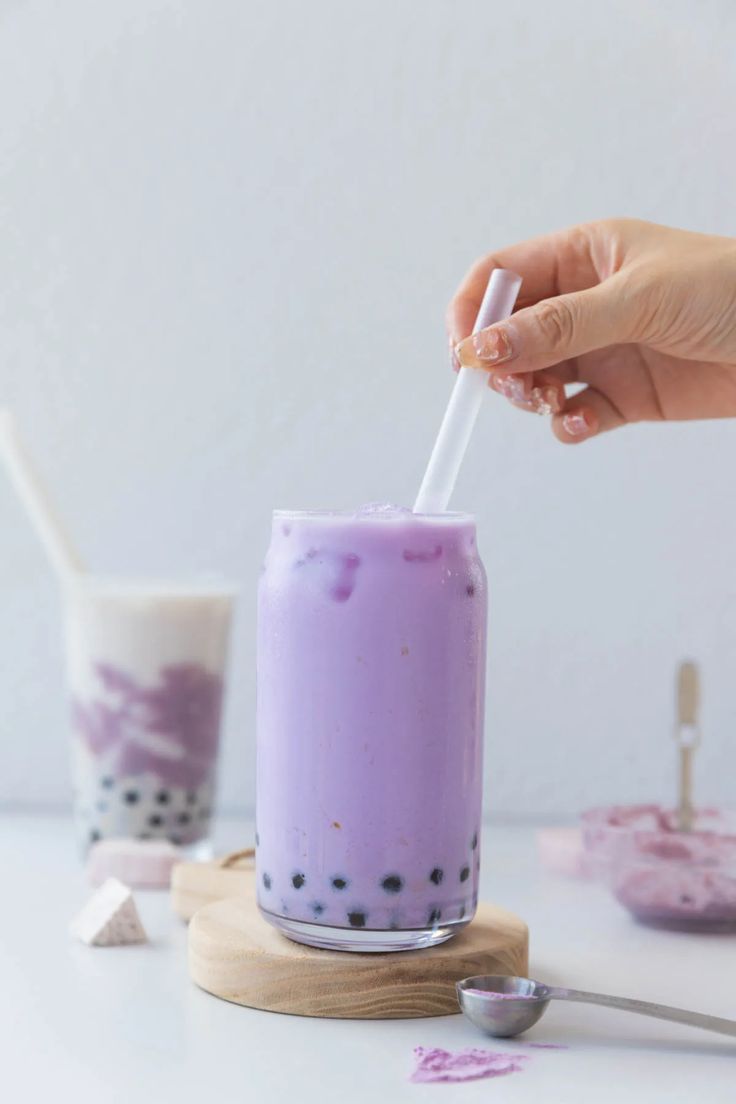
[171,849,255,921]
[188,896,528,1019]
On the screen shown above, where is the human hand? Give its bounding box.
[448,219,736,443]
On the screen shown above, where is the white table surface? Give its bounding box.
[1,814,734,1103]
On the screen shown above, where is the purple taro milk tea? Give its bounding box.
[256,504,486,951]
[66,579,235,852]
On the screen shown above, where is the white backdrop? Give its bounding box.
[1,0,735,818]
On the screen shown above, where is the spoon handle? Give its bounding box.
[546,987,736,1038]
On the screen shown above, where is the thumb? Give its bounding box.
[455,273,637,373]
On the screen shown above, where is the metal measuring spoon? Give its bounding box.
[457,975,736,1039]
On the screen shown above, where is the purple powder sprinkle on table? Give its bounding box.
[410,1047,528,1084]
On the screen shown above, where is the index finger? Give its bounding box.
[445,225,601,344]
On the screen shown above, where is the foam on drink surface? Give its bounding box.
[355,502,412,517]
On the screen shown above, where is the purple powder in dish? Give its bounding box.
[410,1047,528,1084]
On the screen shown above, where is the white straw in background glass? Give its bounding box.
[0,408,85,583]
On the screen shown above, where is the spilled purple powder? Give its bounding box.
[463,988,537,1000]
[410,1047,528,1084]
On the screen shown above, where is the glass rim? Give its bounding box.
[273,508,476,523]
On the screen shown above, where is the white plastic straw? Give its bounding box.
[414,269,522,514]
[0,408,85,582]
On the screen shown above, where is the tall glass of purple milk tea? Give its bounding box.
[256,504,486,951]
[66,577,236,853]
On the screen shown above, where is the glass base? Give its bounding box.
[260,906,469,952]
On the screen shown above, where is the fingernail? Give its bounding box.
[545,387,563,414]
[448,333,461,374]
[562,410,592,437]
[456,325,514,368]
[529,386,553,416]
[529,386,563,416]
[489,374,527,402]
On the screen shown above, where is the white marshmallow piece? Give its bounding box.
[86,838,182,889]
[70,877,148,946]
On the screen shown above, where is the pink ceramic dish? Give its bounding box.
[581,805,736,933]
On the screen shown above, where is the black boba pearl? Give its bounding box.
[466,584,475,596]
[428,908,442,924]
[262,872,272,890]
[148,814,164,828]
[312,902,325,916]
[177,812,191,825]
[156,790,170,805]
[292,872,306,889]
[89,829,101,844]
[186,792,197,805]
[429,867,444,885]
[101,776,114,789]
[471,831,478,850]
[171,835,183,845]
[348,910,366,928]
[123,790,139,804]
[381,874,403,894]
[331,876,348,890]
[460,865,470,882]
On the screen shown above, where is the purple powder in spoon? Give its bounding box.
[462,988,538,999]
[410,1047,528,1084]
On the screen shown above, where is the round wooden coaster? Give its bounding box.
[188,897,528,1019]
[171,850,255,922]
